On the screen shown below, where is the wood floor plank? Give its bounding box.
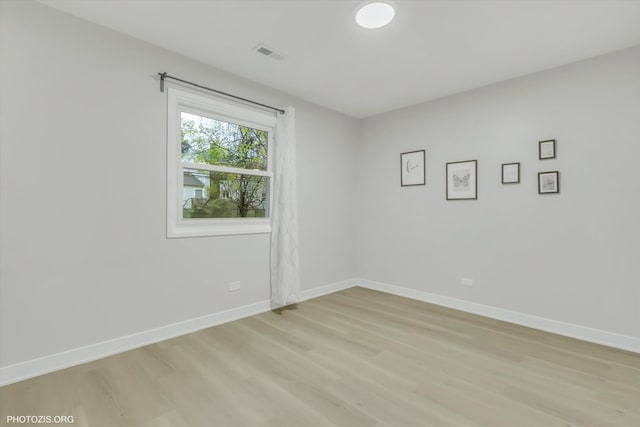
[1,287,638,426]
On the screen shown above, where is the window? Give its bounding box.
[167,88,275,237]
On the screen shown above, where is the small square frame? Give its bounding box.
[501,162,520,184]
[538,171,560,194]
[539,139,556,160]
[446,160,477,200]
[400,150,426,186]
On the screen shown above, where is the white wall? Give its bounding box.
[0,1,358,368]
[357,46,640,338]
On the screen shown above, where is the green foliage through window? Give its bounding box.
[180,112,269,219]
[181,112,267,171]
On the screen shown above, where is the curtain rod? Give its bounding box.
[158,72,285,115]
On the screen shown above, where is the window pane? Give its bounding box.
[181,112,268,171]
[182,168,269,219]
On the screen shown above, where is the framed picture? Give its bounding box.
[539,139,556,159]
[400,150,425,186]
[446,160,477,200]
[501,162,520,184]
[538,171,560,194]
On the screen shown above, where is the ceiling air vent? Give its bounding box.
[254,44,285,61]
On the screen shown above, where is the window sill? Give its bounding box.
[167,219,271,238]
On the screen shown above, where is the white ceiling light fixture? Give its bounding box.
[355,2,396,29]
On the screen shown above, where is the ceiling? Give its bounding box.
[39,0,640,118]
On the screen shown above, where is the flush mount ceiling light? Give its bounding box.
[355,2,396,29]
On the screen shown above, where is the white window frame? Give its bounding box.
[167,87,275,238]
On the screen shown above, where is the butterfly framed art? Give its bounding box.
[400,150,426,186]
[446,160,477,200]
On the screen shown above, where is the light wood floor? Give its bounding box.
[1,287,639,426]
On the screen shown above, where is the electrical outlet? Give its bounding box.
[229,281,241,292]
[461,278,473,286]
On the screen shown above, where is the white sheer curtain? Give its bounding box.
[270,107,300,308]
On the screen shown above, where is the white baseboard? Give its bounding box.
[3,277,636,386]
[0,299,271,387]
[0,278,357,387]
[356,278,640,354]
[300,278,357,301]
